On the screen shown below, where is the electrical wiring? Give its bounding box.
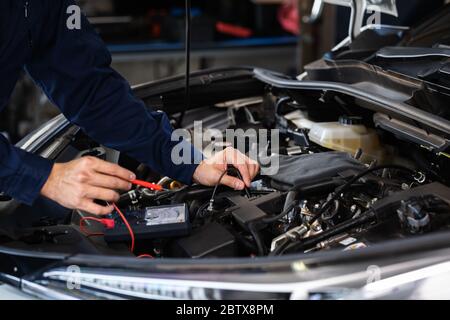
[79,216,113,237]
[268,240,290,256]
[267,166,420,255]
[248,221,266,256]
[207,169,229,211]
[103,185,162,257]
[208,166,252,211]
[131,179,163,191]
[233,168,252,198]
[83,170,248,256]
[112,200,154,258]
[211,170,229,200]
[81,211,154,258]
[112,203,135,253]
[438,152,450,159]
[137,254,154,259]
[308,165,418,226]
[247,200,297,256]
[196,166,253,219]
[261,200,298,224]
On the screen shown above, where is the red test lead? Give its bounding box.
[130,179,163,191]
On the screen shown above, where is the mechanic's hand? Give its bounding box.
[192,147,259,190]
[41,157,135,216]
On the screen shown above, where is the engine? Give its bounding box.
[4,93,448,259]
[90,155,449,258]
[69,98,450,259]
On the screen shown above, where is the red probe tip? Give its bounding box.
[130,179,163,191]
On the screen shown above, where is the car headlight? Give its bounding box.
[19,258,450,300]
[22,267,289,300]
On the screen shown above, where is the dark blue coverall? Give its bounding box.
[0,0,202,206]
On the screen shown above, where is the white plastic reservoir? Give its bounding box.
[308,116,385,164]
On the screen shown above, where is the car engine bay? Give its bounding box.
[103,100,450,259]
[1,6,450,259]
[2,87,449,260]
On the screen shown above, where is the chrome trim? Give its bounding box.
[21,280,78,300]
[17,114,70,153]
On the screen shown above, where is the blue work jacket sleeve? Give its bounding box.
[23,1,202,202]
[0,134,53,206]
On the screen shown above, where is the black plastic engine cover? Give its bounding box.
[170,222,236,258]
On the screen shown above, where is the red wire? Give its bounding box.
[79,217,105,237]
[114,204,155,259]
[137,254,154,259]
[113,204,153,258]
[113,203,135,253]
[130,179,163,191]
[80,203,153,258]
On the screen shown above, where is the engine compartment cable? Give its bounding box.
[207,169,229,211]
[248,222,266,256]
[248,199,298,256]
[266,165,419,255]
[113,203,135,253]
[137,254,154,259]
[308,165,418,226]
[79,217,108,237]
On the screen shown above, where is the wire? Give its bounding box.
[438,152,450,159]
[211,170,229,200]
[131,179,163,191]
[113,203,135,253]
[112,203,155,258]
[271,166,418,256]
[195,202,211,219]
[177,0,192,127]
[247,200,297,256]
[80,197,155,257]
[207,169,229,211]
[233,168,251,198]
[79,217,107,237]
[261,200,298,224]
[269,240,290,256]
[248,222,266,256]
[308,165,417,226]
[137,254,154,259]
[209,166,252,209]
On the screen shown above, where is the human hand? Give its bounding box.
[192,147,259,190]
[41,157,135,215]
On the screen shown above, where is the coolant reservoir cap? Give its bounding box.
[339,116,363,126]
